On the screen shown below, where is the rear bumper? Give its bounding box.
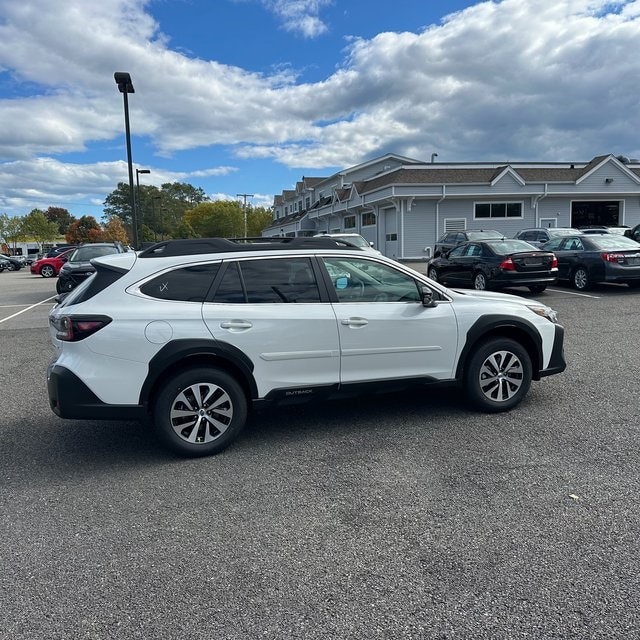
[47,362,145,421]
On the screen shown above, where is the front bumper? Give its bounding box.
[538,324,566,378]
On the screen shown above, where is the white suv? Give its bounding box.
[48,237,566,457]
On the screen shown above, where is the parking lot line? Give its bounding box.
[0,295,57,323]
[547,288,600,299]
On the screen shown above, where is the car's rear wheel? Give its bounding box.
[40,265,55,278]
[473,271,488,290]
[427,267,439,282]
[528,285,547,294]
[465,338,532,412]
[153,367,248,457]
[572,267,590,290]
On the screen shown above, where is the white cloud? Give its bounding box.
[1,0,640,215]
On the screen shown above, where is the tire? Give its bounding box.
[56,278,74,294]
[7,263,15,271]
[473,271,488,290]
[427,267,439,283]
[528,285,547,294]
[572,267,590,290]
[153,367,248,457]
[40,265,55,278]
[465,338,532,412]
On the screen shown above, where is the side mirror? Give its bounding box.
[420,286,438,308]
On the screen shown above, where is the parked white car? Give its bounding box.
[48,237,566,457]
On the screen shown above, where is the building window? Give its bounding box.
[475,202,522,218]
[284,206,288,215]
[344,216,356,229]
[305,197,310,209]
[385,233,398,241]
[362,212,376,226]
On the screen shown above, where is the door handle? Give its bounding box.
[220,320,253,330]
[341,317,368,327]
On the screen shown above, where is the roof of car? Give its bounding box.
[138,236,356,258]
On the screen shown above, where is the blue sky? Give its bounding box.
[0,0,639,219]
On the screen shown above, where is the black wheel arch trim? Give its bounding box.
[455,315,545,381]
[141,339,258,406]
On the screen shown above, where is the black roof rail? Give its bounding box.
[138,236,353,258]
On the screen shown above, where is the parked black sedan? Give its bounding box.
[541,234,640,290]
[427,239,558,293]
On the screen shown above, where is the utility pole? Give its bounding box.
[236,193,254,238]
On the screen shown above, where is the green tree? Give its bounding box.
[66,216,104,244]
[44,207,75,235]
[103,181,210,241]
[183,201,244,238]
[21,209,59,246]
[246,206,274,237]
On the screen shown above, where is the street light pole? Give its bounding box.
[136,168,151,243]
[114,72,138,249]
[236,193,254,238]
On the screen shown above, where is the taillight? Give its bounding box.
[499,257,516,271]
[601,252,626,263]
[53,315,112,341]
[551,255,558,268]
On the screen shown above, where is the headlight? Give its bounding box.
[526,305,558,323]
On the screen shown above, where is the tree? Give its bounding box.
[103,181,210,241]
[246,206,274,237]
[103,217,129,245]
[103,182,134,226]
[66,216,104,243]
[21,209,59,246]
[183,201,244,238]
[44,207,75,235]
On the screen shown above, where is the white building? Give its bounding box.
[265,153,640,260]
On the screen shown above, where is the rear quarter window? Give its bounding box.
[140,263,220,302]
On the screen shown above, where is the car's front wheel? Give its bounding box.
[56,278,74,294]
[427,267,439,283]
[40,265,55,278]
[153,367,248,457]
[465,338,532,412]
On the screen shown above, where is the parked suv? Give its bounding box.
[48,237,566,457]
[56,242,126,293]
[433,230,504,257]
[513,228,582,248]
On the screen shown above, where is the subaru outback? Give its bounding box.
[48,237,566,457]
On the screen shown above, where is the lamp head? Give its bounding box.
[114,72,135,94]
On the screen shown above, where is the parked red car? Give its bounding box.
[30,249,74,278]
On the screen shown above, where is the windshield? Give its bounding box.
[340,235,370,249]
[549,228,580,236]
[589,236,640,250]
[467,231,504,240]
[485,239,540,253]
[69,246,119,262]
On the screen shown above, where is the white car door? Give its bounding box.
[202,256,340,397]
[322,256,458,383]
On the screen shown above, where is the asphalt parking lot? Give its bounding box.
[1,269,639,639]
